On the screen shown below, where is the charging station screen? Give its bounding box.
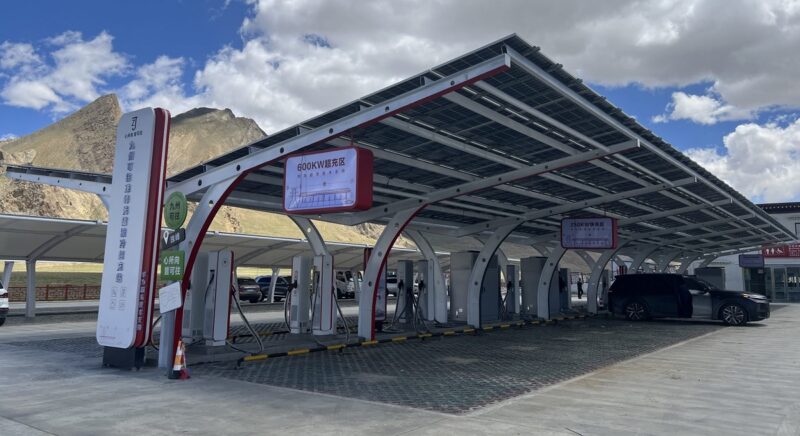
[561,217,618,249]
[284,147,373,214]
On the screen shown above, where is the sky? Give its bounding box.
[1,0,799,203]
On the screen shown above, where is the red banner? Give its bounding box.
[762,244,800,258]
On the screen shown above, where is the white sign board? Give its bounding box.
[283,147,373,213]
[158,282,183,313]
[96,108,170,349]
[561,217,618,249]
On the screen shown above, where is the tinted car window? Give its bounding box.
[238,278,258,286]
[683,277,710,292]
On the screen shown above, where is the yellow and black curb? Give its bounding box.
[236,312,593,367]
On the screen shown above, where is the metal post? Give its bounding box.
[25,259,36,318]
[677,255,703,275]
[358,208,420,339]
[467,223,517,327]
[2,261,12,289]
[628,246,659,273]
[536,246,567,320]
[269,267,279,303]
[290,217,335,336]
[405,230,447,323]
[587,248,625,313]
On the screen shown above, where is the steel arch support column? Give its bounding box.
[290,217,330,256]
[575,250,596,270]
[698,256,717,269]
[358,207,422,339]
[587,244,627,313]
[405,229,447,323]
[656,251,682,273]
[536,246,567,320]
[677,255,703,275]
[290,216,335,335]
[97,194,111,211]
[163,177,238,369]
[467,223,518,327]
[25,259,36,318]
[2,261,12,290]
[628,245,659,273]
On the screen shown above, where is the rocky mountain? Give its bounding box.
[0,94,408,246]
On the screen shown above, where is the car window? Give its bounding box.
[684,278,709,292]
[257,277,271,285]
[238,278,257,285]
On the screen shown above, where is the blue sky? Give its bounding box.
[0,0,248,135]
[1,0,798,202]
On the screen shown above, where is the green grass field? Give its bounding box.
[2,262,288,288]
[5,271,102,288]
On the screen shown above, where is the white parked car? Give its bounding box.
[0,280,8,326]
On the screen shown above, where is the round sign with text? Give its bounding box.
[164,191,188,230]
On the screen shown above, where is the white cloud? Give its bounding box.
[654,92,753,124]
[0,79,62,110]
[120,55,201,114]
[686,119,800,202]
[1,133,17,141]
[0,31,128,112]
[3,0,800,132]
[0,42,42,71]
[175,0,800,131]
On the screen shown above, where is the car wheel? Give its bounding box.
[249,297,259,304]
[720,303,748,326]
[0,317,5,327]
[624,300,648,321]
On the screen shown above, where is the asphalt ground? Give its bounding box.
[1,305,798,434]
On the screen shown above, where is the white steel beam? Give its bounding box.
[628,245,659,273]
[505,46,794,242]
[455,177,695,236]
[166,54,512,198]
[536,246,567,319]
[405,229,447,323]
[8,171,112,208]
[349,141,638,225]
[527,200,733,244]
[587,246,625,313]
[466,223,518,327]
[25,259,36,318]
[358,207,420,339]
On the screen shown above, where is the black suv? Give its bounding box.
[255,275,291,302]
[608,274,769,326]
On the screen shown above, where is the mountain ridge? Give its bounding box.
[0,94,409,247]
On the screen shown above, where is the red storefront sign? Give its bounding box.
[762,244,800,258]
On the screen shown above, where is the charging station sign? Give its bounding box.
[284,147,373,214]
[97,108,170,349]
[561,217,618,249]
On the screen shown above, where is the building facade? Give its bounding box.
[708,203,800,301]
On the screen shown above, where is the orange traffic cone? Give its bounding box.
[168,340,191,380]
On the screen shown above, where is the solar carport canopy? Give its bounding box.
[7,35,794,257]
[162,34,792,256]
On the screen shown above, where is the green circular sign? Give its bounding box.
[164,191,188,230]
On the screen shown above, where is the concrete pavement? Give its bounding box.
[1,305,797,435]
